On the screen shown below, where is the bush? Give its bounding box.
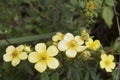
[0,0,119,80]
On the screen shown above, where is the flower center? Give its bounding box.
[40,52,48,61]
[12,50,19,58]
[104,60,110,67]
[68,40,78,50]
[87,1,96,10]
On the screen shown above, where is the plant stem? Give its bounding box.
[114,0,120,80]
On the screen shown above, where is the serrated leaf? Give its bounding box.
[41,72,49,80]
[50,72,59,80]
[102,7,114,28]
[105,0,114,7]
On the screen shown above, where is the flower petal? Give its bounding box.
[108,55,114,61]
[47,46,58,56]
[105,67,112,72]
[100,61,105,69]
[11,57,20,67]
[35,43,46,53]
[19,52,28,60]
[64,33,74,42]
[34,61,47,73]
[75,36,84,45]
[101,54,107,61]
[109,62,115,69]
[52,35,59,42]
[16,45,24,51]
[58,41,68,51]
[47,58,59,69]
[66,50,77,58]
[6,45,15,54]
[28,52,39,63]
[77,46,87,52]
[3,54,12,62]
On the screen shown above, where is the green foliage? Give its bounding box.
[41,72,49,80]
[102,7,114,28]
[0,0,118,80]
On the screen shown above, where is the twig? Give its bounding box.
[29,2,39,14]
[114,1,120,80]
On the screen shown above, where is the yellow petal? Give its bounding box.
[109,62,115,69]
[94,40,101,46]
[105,67,112,72]
[16,45,24,51]
[64,33,74,42]
[11,57,20,67]
[47,46,58,56]
[24,45,31,52]
[35,43,46,53]
[75,36,84,45]
[34,61,47,73]
[66,50,77,58]
[28,52,39,63]
[6,45,15,54]
[52,35,59,42]
[47,58,59,69]
[77,46,87,52]
[58,41,68,51]
[101,54,107,61]
[3,54,12,62]
[108,55,114,61]
[19,52,28,60]
[100,61,105,69]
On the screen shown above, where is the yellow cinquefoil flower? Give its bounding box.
[28,43,59,73]
[24,45,31,53]
[86,1,97,11]
[3,45,28,67]
[52,32,64,42]
[80,30,90,41]
[85,38,101,50]
[100,54,116,72]
[58,33,86,58]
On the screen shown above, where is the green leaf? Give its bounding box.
[0,32,55,46]
[102,7,114,28]
[84,72,89,80]
[50,72,59,80]
[41,72,49,80]
[105,0,114,7]
[70,0,78,7]
[67,66,80,80]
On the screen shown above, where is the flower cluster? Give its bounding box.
[3,30,116,73]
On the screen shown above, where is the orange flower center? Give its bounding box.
[68,40,78,50]
[12,50,19,58]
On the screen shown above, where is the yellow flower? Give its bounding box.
[85,38,101,50]
[28,43,59,73]
[24,45,31,53]
[82,50,91,59]
[3,45,28,67]
[58,33,86,58]
[52,32,64,42]
[86,1,97,11]
[80,30,90,41]
[100,54,116,72]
